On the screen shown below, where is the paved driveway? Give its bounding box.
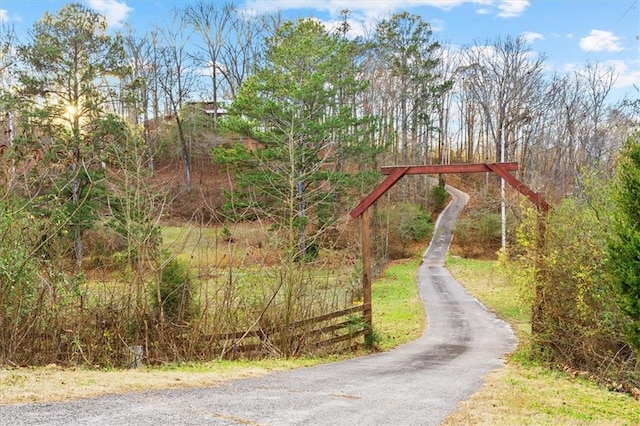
[2,185,515,425]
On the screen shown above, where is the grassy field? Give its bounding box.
[0,232,421,405]
[2,245,638,425]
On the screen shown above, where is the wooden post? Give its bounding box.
[361,208,372,339]
[532,208,547,337]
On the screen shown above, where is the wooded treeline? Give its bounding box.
[0,1,639,387]
[4,3,635,194]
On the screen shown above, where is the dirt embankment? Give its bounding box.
[151,154,230,224]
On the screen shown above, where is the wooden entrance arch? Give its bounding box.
[349,162,549,336]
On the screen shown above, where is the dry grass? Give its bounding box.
[162,222,279,268]
[0,359,324,405]
[162,219,358,271]
[443,363,639,425]
[0,261,418,406]
[0,257,419,407]
[7,234,638,423]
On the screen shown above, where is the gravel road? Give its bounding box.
[1,185,516,425]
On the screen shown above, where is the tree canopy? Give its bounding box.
[217,18,375,260]
[15,2,130,268]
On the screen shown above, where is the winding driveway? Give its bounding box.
[2,185,516,425]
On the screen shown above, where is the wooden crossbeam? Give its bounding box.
[381,162,519,175]
[350,166,409,219]
[485,163,550,212]
[351,163,522,219]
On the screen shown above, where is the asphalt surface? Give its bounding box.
[1,185,516,425]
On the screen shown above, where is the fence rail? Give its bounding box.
[213,304,368,358]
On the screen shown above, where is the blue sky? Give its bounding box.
[1,0,639,100]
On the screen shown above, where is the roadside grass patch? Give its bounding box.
[0,361,307,404]
[446,256,530,336]
[444,363,640,425]
[372,258,425,351]
[444,256,639,425]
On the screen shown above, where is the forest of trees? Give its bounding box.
[0,2,638,388]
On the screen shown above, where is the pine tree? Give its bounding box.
[217,18,374,261]
[16,3,129,268]
[608,131,640,353]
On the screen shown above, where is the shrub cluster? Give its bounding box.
[509,162,639,386]
[379,201,433,260]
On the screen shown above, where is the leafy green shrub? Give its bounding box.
[477,213,502,242]
[382,202,433,259]
[510,182,637,383]
[0,210,40,313]
[430,184,448,212]
[0,203,88,365]
[455,210,503,255]
[397,202,433,243]
[150,258,197,322]
[294,240,320,263]
[219,190,259,222]
[220,225,233,242]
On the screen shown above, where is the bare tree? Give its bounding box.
[432,45,456,186]
[155,11,199,192]
[219,10,274,101]
[184,1,235,128]
[455,74,485,163]
[530,65,616,196]
[122,27,159,173]
[541,73,589,194]
[462,36,546,164]
[579,63,616,165]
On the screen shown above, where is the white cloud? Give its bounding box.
[579,30,624,53]
[522,31,544,43]
[242,0,529,40]
[319,18,369,38]
[86,0,133,28]
[605,59,640,89]
[497,0,530,18]
[320,15,442,38]
[430,19,445,32]
[0,9,8,23]
[243,1,523,20]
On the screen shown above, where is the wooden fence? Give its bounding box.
[213,304,368,359]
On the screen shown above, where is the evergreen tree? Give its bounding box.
[16,3,129,268]
[608,131,640,353]
[217,18,374,261]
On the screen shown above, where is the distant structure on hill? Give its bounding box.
[185,101,227,119]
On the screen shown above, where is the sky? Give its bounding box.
[1,0,639,101]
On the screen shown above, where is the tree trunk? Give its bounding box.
[6,112,15,181]
[176,117,192,192]
[71,110,83,270]
[297,179,306,259]
[143,86,154,174]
